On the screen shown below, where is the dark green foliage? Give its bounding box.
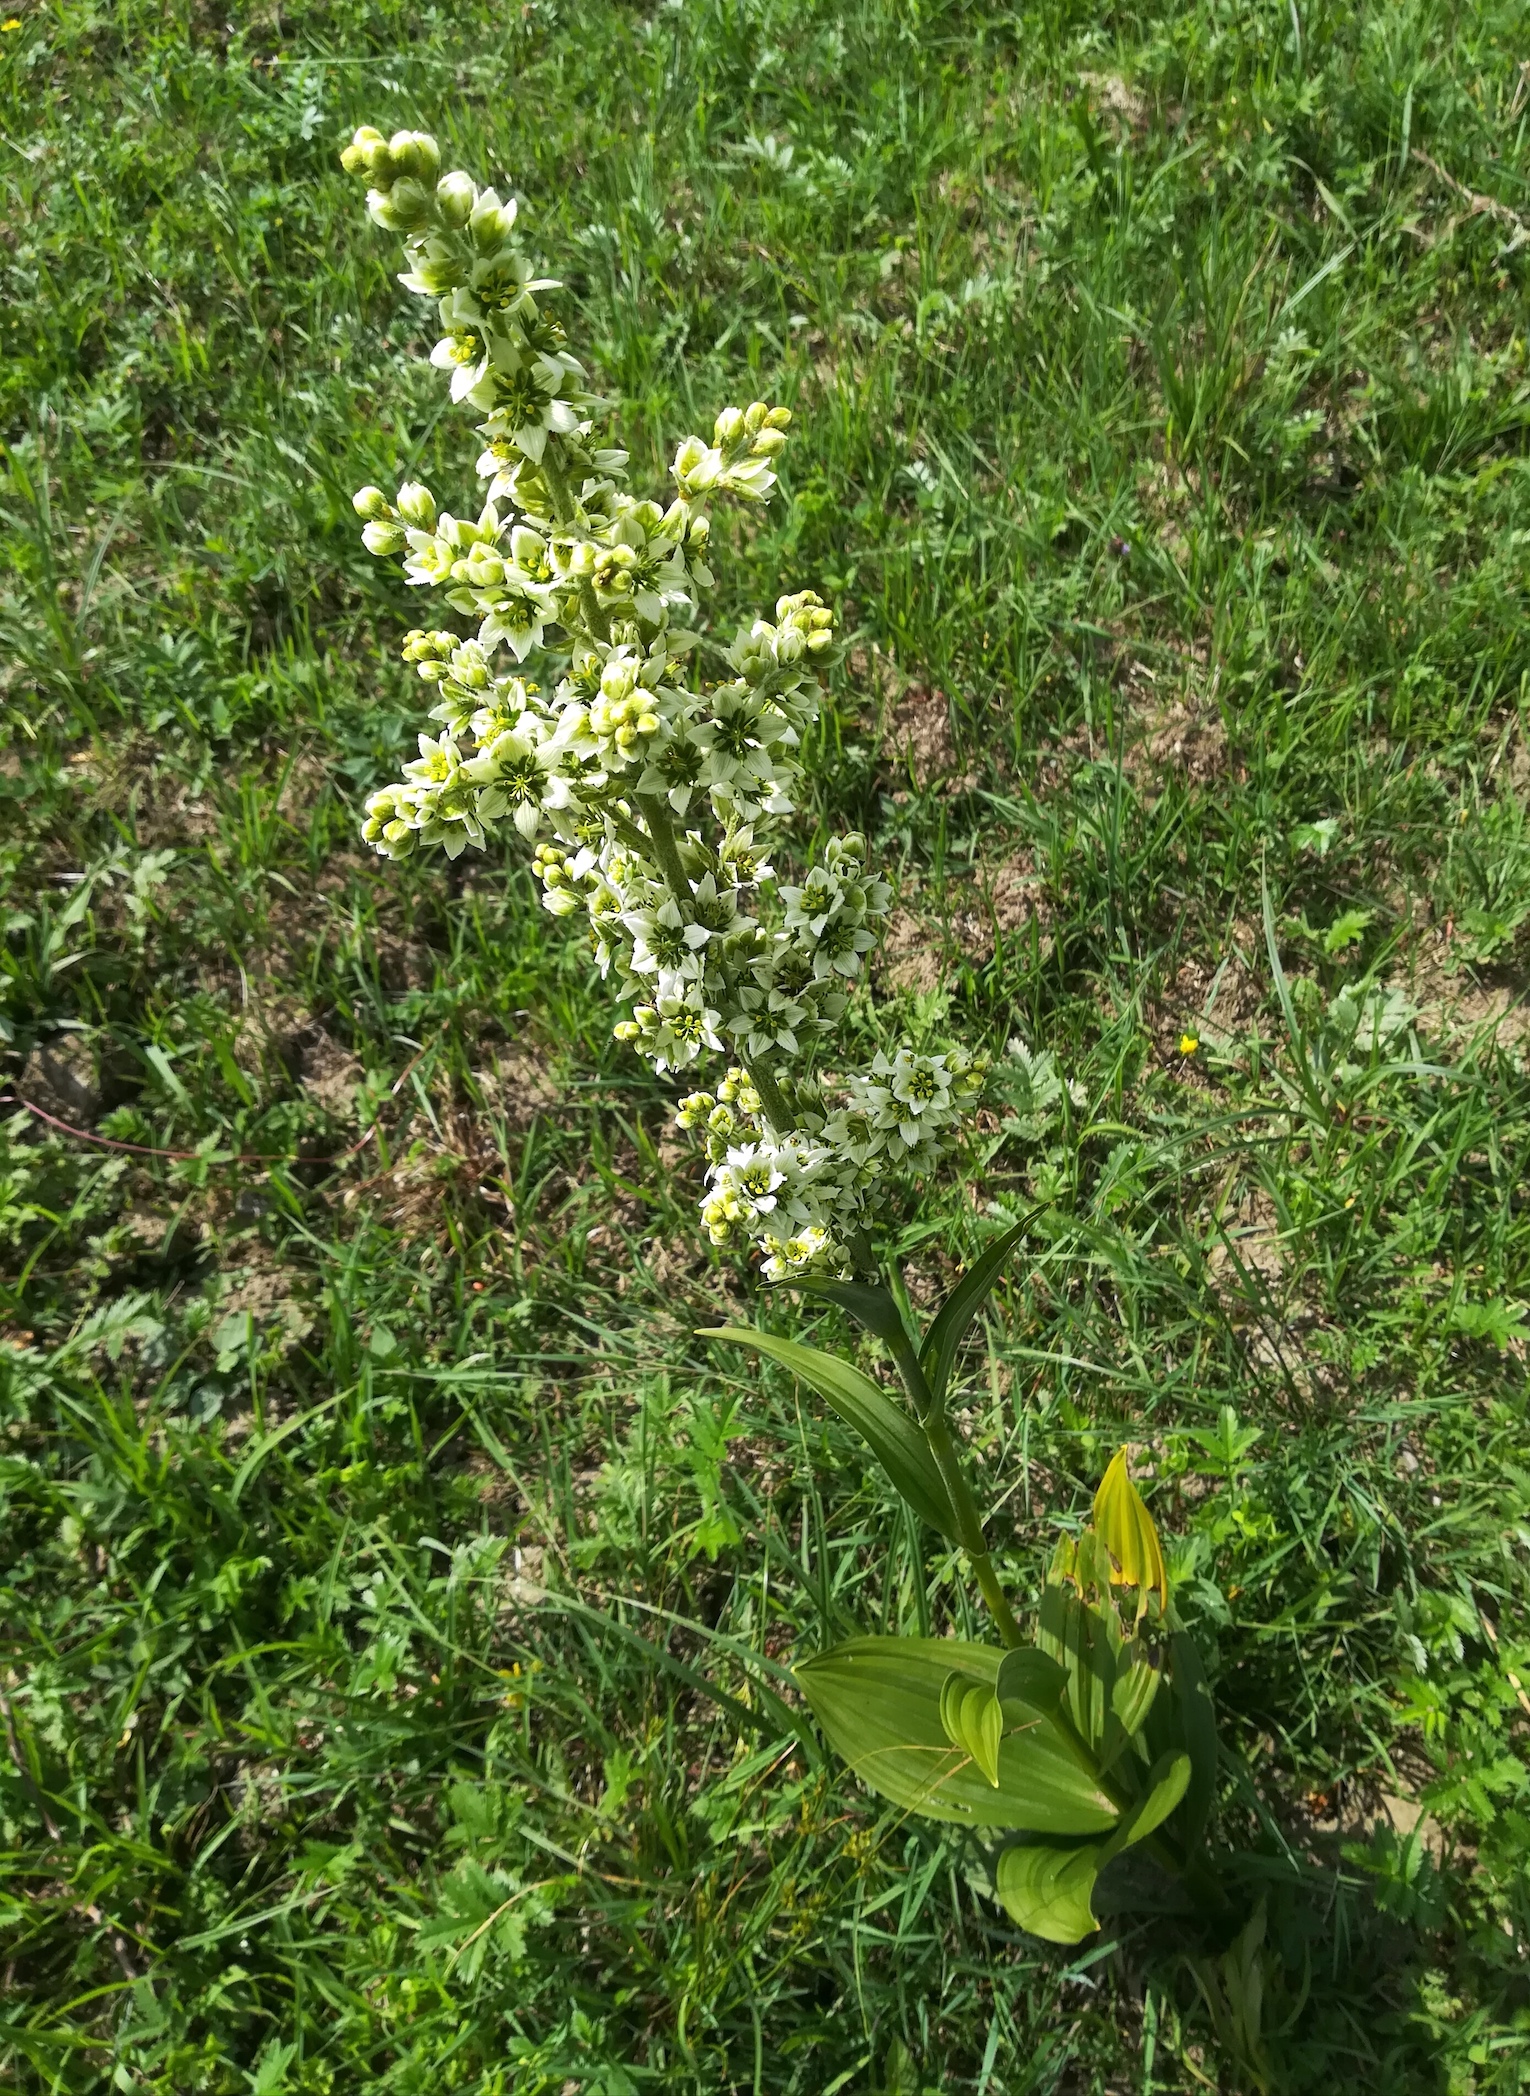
[5,0,1530,2088]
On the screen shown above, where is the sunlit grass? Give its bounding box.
[4,1,1530,2088]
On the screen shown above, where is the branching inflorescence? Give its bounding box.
[342,125,984,1280]
[338,127,1228,1956]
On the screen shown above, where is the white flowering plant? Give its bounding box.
[337,127,1221,1945]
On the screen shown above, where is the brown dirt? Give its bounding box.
[952,851,1054,961]
[81,734,224,848]
[1128,695,1231,790]
[883,682,973,791]
[879,907,944,993]
[638,1235,708,1292]
[846,643,978,794]
[235,993,362,1118]
[299,1030,364,1119]
[877,852,1055,993]
[1208,1184,1286,1293]
[19,1034,101,1122]
[341,1096,512,1242]
[472,1045,561,1132]
[1150,947,1267,1057]
[501,1545,546,1605]
[1407,929,1530,1048]
[373,929,435,994]
[1287,1760,1448,1864]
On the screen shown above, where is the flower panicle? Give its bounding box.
[343,125,998,1271]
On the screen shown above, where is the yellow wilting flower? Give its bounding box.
[1092,1447,1168,1616]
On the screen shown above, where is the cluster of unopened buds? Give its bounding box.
[673,1044,989,1277]
[342,126,992,1275]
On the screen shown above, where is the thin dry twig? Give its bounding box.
[1509,60,1530,126]
[1,1047,431,1170]
[1413,147,1530,252]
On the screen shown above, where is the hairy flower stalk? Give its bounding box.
[340,125,987,1283]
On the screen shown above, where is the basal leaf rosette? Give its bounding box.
[796,1452,1218,1945]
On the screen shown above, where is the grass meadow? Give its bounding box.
[5,0,1530,2087]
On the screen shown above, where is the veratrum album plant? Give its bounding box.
[337,125,1220,1944]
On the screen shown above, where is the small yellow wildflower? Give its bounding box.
[1178,1031,1200,1057]
[0,18,23,29]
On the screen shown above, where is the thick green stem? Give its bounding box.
[884,1322,1023,1650]
[540,442,611,643]
[969,1551,1025,1651]
[579,578,612,644]
[739,1052,797,1136]
[633,792,692,906]
[539,444,577,527]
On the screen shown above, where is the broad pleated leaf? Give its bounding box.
[698,1326,959,1537]
[939,1676,1004,1787]
[795,1637,1119,1833]
[1038,1584,1117,1753]
[996,1751,1191,1944]
[1110,1639,1162,1741]
[918,1222,1028,1409]
[995,1647,1067,1717]
[995,1841,1103,1945]
[1103,1749,1191,1858]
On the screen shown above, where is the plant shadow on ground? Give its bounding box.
[4,0,1530,2090]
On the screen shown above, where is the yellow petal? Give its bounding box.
[1092,1447,1168,1613]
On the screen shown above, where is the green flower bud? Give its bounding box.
[470,199,517,255]
[362,520,407,556]
[402,628,456,663]
[395,481,437,530]
[389,130,441,182]
[368,178,432,233]
[436,170,477,228]
[341,125,389,180]
[353,485,393,522]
